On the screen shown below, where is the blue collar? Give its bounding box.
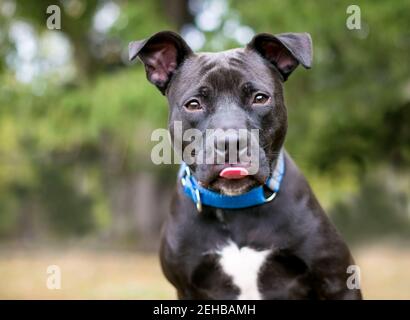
[178,151,285,212]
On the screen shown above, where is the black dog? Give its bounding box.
[129,31,362,300]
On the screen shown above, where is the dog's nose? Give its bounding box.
[214,131,248,163]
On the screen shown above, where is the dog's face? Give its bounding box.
[130,31,312,195]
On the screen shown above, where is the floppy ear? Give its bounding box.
[247,32,313,80]
[129,31,193,94]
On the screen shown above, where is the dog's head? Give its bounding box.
[129,31,312,195]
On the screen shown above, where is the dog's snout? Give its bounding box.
[214,131,248,162]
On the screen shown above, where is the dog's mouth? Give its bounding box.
[194,149,271,196]
[206,165,262,196]
[209,176,259,196]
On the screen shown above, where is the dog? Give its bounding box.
[129,30,362,300]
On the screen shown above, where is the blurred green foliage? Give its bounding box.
[0,0,409,244]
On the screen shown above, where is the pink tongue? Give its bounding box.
[219,167,249,179]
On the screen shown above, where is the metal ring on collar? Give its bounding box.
[195,188,202,212]
[181,165,190,187]
[265,190,277,202]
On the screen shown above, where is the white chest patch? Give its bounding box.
[216,241,271,300]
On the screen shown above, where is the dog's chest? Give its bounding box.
[215,241,271,300]
[170,206,313,299]
[191,238,312,300]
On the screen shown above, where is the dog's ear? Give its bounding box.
[247,32,313,81]
[129,31,193,94]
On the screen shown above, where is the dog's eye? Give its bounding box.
[252,93,270,105]
[184,99,202,111]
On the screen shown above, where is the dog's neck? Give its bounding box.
[178,150,285,212]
